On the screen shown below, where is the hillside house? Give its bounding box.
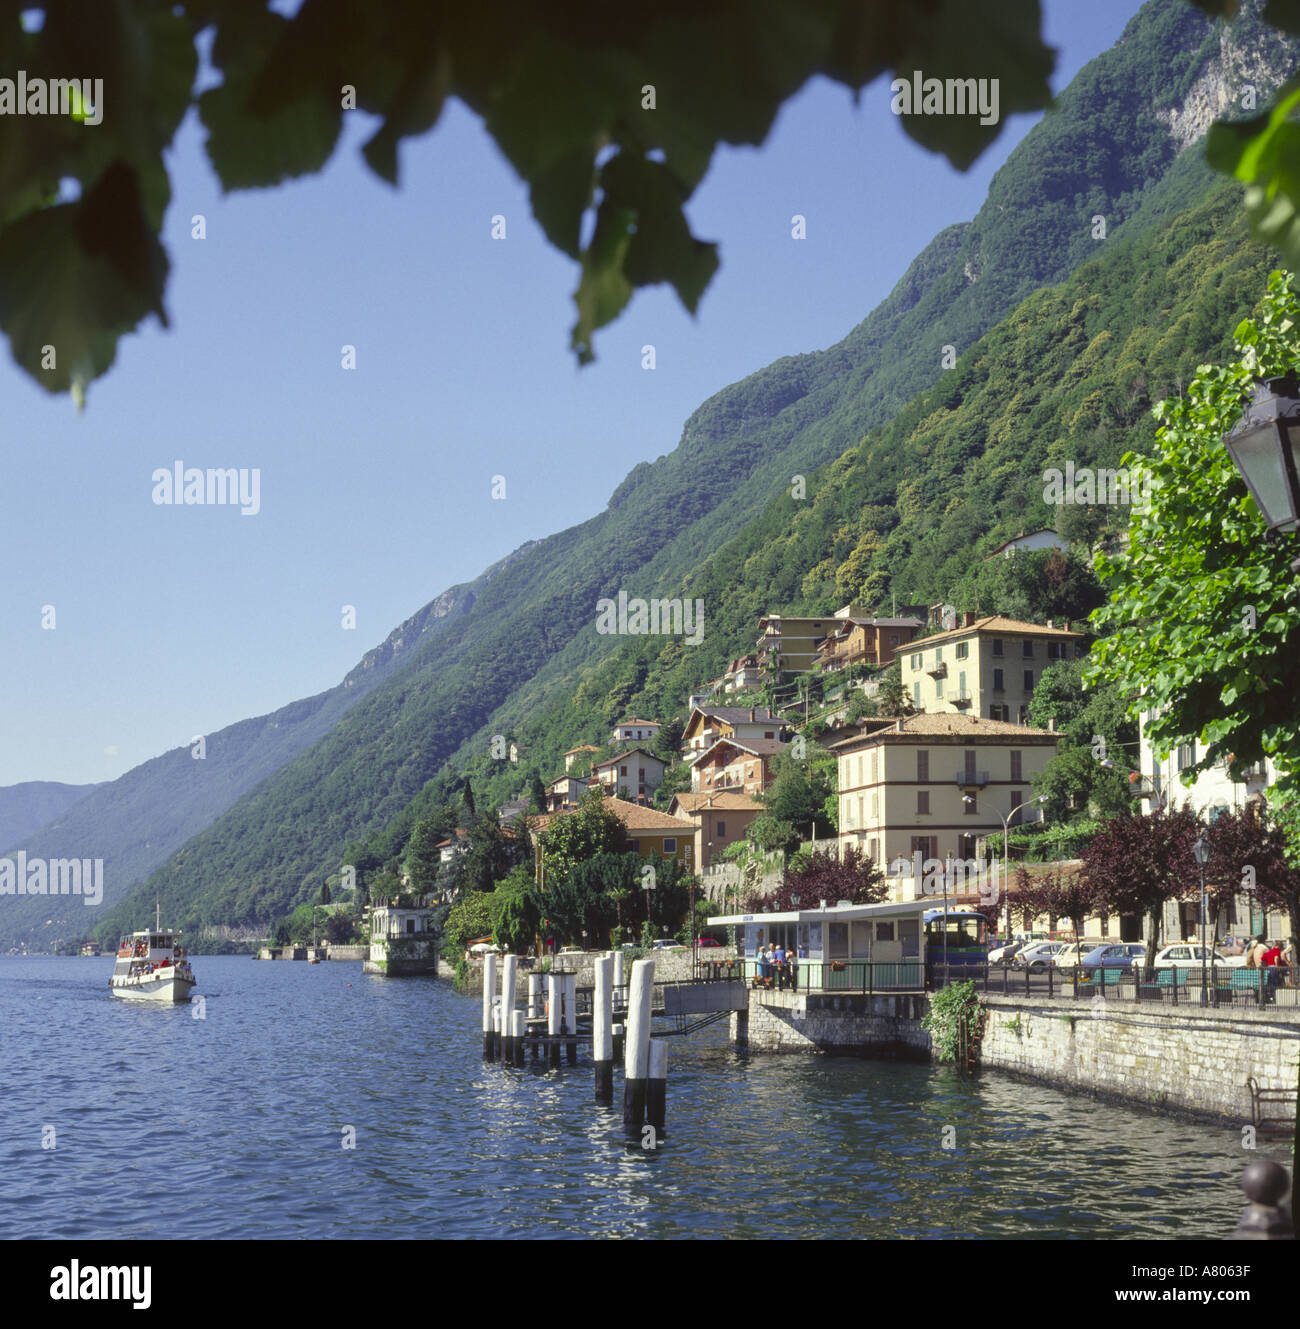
[681,705,784,756]
[668,789,765,870]
[592,748,667,802]
[611,718,661,746]
[689,737,788,796]
[810,616,923,673]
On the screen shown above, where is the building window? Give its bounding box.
[1023,670,1034,692]
[1009,793,1024,826]
[993,668,1004,692]
[911,835,935,859]
[935,678,944,699]
[913,681,921,705]
[911,653,922,670]
[1177,742,1196,772]
[964,750,977,781]
[662,838,676,854]
[1022,640,1034,658]
[1010,750,1022,782]
[717,821,726,837]
[958,670,967,699]
[956,641,969,660]
[957,833,977,859]
[992,638,1004,657]
[917,749,929,781]
[868,838,878,862]
[631,839,641,852]
[1048,640,1066,659]
[917,790,930,814]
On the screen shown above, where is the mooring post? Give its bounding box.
[500,954,518,1062]
[613,949,625,1011]
[482,952,497,1060]
[563,972,578,1063]
[622,958,655,1131]
[511,1010,526,1067]
[613,1023,624,1061]
[646,1037,668,1136]
[547,973,562,1068]
[593,954,614,1103]
[528,972,543,1020]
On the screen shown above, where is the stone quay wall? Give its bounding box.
[734,987,1300,1125]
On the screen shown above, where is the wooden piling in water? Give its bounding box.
[646,1038,667,1135]
[547,974,562,1068]
[613,1023,624,1061]
[527,972,543,1020]
[613,949,625,1010]
[511,1010,526,1066]
[482,953,497,1060]
[593,954,614,1103]
[622,958,654,1130]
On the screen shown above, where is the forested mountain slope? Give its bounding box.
[78,0,1297,946]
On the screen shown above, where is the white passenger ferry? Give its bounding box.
[109,907,196,1002]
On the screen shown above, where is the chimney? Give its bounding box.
[750,708,755,722]
[1047,617,1055,629]
[895,717,905,733]
[1048,716,1057,733]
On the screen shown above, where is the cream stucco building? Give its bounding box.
[831,713,1059,899]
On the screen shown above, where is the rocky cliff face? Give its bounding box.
[1158,10,1298,151]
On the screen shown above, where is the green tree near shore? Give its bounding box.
[1088,271,1300,796]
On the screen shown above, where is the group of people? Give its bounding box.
[1242,936,1296,969]
[755,941,803,990]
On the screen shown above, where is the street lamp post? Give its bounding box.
[1222,372,1300,570]
[1193,833,1211,1007]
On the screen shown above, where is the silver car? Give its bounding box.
[1012,941,1066,971]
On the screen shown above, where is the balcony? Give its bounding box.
[954,769,989,789]
[927,661,947,679]
[951,694,972,708]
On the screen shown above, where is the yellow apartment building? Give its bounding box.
[902,615,1085,722]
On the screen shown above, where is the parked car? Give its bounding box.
[694,937,724,949]
[1079,943,1146,972]
[988,940,1026,966]
[1012,941,1066,971]
[1051,941,1107,969]
[1151,942,1245,970]
[651,939,685,950]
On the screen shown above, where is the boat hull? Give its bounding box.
[109,974,196,1003]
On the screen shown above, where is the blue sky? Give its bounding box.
[0,0,1148,786]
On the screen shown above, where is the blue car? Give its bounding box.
[1080,943,1145,972]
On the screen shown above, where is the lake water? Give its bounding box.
[0,956,1284,1240]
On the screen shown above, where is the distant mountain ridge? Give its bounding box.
[5,0,1295,951]
[0,782,100,854]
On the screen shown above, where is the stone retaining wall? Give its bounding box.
[980,994,1300,1123]
[733,988,1300,1125]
